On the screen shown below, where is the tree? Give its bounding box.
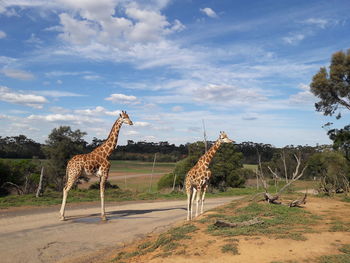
[157,141,244,190]
[310,49,350,119]
[42,126,88,191]
[307,151,349,195]
[327,125,350,162]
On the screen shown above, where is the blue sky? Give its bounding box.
[0,0,349,146]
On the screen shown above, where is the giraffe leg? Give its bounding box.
[190,188,197,220]
[186,188,193,221]
[200,185,208,215]
[195,187,201,217]
[100,175,107,221]
[59,175,75,221]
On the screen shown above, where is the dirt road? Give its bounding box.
[0,197,240,263]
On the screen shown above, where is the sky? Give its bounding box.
[0,0,349,147]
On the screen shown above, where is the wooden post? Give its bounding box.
[172,174,177,191]
[202,119,208,152]
[149,153,157,192]
[36,167,44,198]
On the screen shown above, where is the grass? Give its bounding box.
[113,224,198,262]
[108,160,175,174]
[317,244,350,263]
[221,243,239,255]
[206,201,318,238]
[0,185,262,208]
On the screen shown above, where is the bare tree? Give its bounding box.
[254,151,307,205]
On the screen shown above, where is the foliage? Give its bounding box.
[158,141,244,190]
[88,181,119,190]
[306,151,350,194]
[328,124,350,162]
[235,141,276,164]
[310,49,350,118]
[0,159,41,196]
[0,135,44,159]
[42,126,88,191]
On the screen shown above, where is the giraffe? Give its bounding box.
[185,131,234,221]
[59,111,133,221]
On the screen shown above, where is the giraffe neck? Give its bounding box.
[198,139,221,167]
[94,117,123,158]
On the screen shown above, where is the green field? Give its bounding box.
[109,160,175,174]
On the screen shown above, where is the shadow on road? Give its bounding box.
[68,207,187,224]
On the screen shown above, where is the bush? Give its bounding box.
[88,181,119,190]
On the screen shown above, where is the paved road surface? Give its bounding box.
[0,197,240,263]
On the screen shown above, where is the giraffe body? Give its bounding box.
[185,131,234,221]
[59,111,133,221]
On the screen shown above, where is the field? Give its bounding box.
[103,194,350,263]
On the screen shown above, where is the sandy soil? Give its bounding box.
[105,196,350,263]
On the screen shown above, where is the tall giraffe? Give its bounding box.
[59,111,133,221]
[185,131,234,221]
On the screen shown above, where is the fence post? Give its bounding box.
[36,167,44,198]
[172,174,177,191]
[149,153,157,192]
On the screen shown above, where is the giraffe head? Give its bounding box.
[219,131,234,143]
[120,111,133,125]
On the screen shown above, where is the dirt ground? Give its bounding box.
[105,196,350,263]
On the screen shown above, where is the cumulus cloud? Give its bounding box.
[134,121,151,127]
[75,106,120,116]
[27,113,101,123]
[1,68,35,80]
[105,93,139,104]
[0,86,48,108]
[0,30,6,39]
[200,7,218,18]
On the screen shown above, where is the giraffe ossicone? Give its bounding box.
[59,111,133,221]
[185,131,234,221]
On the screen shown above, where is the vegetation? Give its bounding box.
[157,141,246,191]
[310,49,350,119]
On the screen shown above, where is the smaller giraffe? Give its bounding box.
[59,111,133,221]
[185,131,234,221]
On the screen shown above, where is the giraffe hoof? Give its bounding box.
[60,216,66,221]
[101,215,107,221]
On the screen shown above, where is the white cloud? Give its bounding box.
[124,130,139,136]
[105,93,139,104]
[0,86,48,108]
[83,75,100,80]
[200,7,218,18]
[0,30,6,39]
[288,83,316,106]
[27,113,101,123]
[45,70,92,77]
[283,33,305,45]
[33,90,83,97]
[25,33,43,45]
[1,68,35,80]
[134,121,151,127]
[75,106,120,116]
[303,18,329,28]
[194,84,267,105]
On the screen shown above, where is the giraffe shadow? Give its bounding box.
[67,207,187,224]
